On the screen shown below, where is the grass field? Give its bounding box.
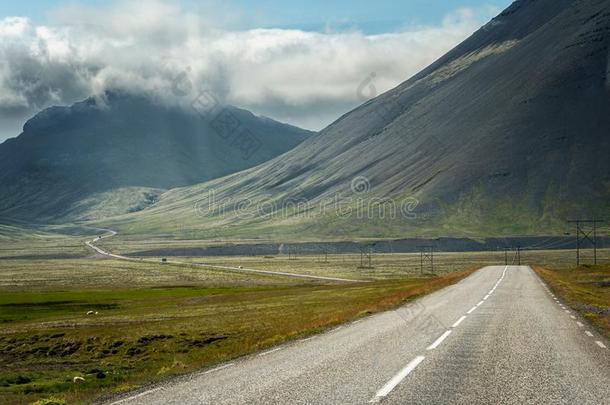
[534,264,610,339]
[0,266,472,404]
[1,231,608,405]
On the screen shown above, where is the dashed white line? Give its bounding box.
[108,388,163,405]
[576,322,584,327]
[595,341,607,349]
[452,316,467,328]
[258,347,283,357]
[299,336,316,343]
[467,306,477,314]
[483,294,490,300]
[427,330,452,351]
[203,363,235,374]
[476,300,485,307]
[370,356,426,402]
[585,331,594,337]
[570,315,576,320]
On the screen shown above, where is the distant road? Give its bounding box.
[105,266,610,405]
[85,230,364,283]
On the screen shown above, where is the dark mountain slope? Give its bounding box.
[109,0,610,239]
[0,93,312,221]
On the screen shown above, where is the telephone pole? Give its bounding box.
[288,246,297,260]
[568,220,604,266]
[418,246,434,275]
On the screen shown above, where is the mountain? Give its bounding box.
[0,92,313,222]
[104,0,610,241]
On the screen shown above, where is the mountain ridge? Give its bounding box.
[102,0,610,240]
[0,92,313,222]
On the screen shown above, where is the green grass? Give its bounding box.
[0,270,473,404]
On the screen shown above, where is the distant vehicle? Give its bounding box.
[238,266,243,269]
[161,258,167,263]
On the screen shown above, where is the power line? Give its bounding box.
[567,219,605,266]
[417,245,434,275]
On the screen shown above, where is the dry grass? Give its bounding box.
[534,264,610,338]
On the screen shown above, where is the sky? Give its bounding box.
[0,0,512,141]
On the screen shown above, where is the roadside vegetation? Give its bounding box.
[534,264,610,339]
[2,232,607,404]
[0,267,473,404]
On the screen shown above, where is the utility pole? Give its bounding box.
[568,220,604,266]
[504,247,509,266]
[358,243,376,269]
[418,246,434,275]
[516,246,521,266]
[359,245,374,269]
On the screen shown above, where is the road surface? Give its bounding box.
[85,230,364,283]
[106,265,610,404]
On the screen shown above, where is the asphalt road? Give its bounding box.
[86,230,362,283]
[106,265,610,405]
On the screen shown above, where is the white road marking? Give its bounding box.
[427,330,452,351]
[467,306,477,314]
[452,316,467,328]
[299,336,316,343]
[476,300,485,307]
[108,388,163,405]
[570,316,576,319]
[576,322,584,327]
[483,294,490,300]
[595,341,607,349]
[203,363,235,374]
[258,347,283,357]
[585,331,594,337]
[370,356,426,402]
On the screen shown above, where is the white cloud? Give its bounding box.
[0,1,499,140]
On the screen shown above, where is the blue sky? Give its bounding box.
[2,0,512,33]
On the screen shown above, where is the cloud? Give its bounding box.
[0,1,499,140]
